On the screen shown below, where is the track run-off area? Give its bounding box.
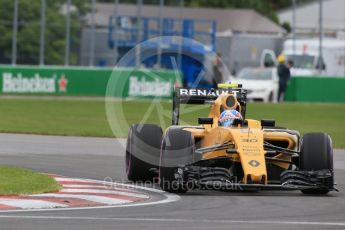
[0,133,344,230]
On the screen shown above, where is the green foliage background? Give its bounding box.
[0,0,89,65]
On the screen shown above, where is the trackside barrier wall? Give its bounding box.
[0,65,181,98]
[285,76,345,103]
[0,66,344,103]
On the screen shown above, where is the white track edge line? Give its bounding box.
[0,216,344,227]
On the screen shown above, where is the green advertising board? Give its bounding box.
[285,76,345,103]
[0,65,181,98]
[1,66,343,102]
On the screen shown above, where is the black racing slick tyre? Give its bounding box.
[300,132,334,194]
[159,128,195,193]
[126,124,162,182]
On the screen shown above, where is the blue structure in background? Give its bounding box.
[108,15,216,88]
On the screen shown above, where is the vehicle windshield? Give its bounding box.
[285,55,315,69]
[237,68,272,80]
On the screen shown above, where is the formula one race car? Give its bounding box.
[125,84,336,194]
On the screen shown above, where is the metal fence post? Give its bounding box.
[177,0,183,70]
[39,0,46,66]
[113,0,119,65]
[64,0,71,66]
[318,0,323,72]
[11,0,18,66]
[157,0,164,68]
[89,0,96,67]
[136,0,142,68]
[292,0,296,56]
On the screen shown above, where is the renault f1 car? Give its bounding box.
[126,84,336,194]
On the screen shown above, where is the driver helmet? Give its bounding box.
[219,109,243,127]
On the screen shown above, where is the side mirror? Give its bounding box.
[198,118,213,125]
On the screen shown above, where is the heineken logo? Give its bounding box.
[2,72,68,93]
[128,76,172,97]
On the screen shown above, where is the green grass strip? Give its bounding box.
[0,98,344,148]
[0,166,61,195]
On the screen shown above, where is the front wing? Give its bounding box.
[174,164,335,191]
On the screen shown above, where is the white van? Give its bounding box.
[282,38,345,76]
[260,38,345,77]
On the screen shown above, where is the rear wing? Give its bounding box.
[172,84,247,125]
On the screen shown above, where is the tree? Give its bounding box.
[0,0,88,65]
[281,22,292,33]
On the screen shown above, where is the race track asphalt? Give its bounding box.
[0,133,344,230]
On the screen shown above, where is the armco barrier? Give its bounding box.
[285,76,345,103]
[0,66,181,98]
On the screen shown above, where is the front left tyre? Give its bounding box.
[159,128,195,193]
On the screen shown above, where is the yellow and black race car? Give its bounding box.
[126,84,336,194]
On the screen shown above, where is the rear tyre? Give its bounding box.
[159,128,195,193]
[300,132,333,194]
[126,124,162,182]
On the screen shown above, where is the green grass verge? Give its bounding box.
[0,166,61,195]
[0,98,344,148]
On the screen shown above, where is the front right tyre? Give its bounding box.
[300,132,334,194]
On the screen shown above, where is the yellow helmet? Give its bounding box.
[277,54,286,63]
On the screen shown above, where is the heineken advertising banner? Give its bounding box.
[0,66,181,98]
